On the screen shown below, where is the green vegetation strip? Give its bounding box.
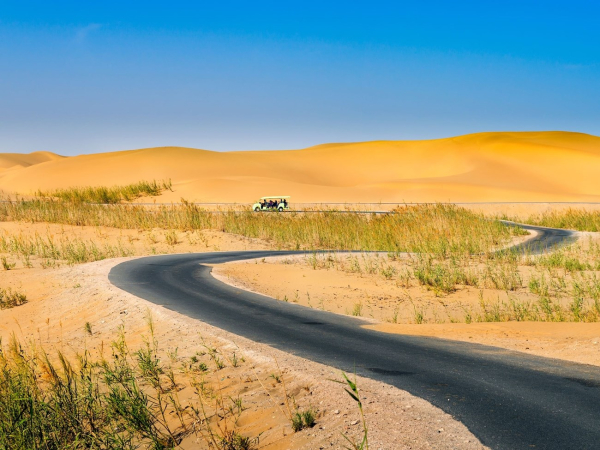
[0,198,522,256]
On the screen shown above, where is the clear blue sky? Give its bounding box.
[1,1,599,155]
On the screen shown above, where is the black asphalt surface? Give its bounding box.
[108,224,599,450]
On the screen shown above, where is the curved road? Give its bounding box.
[109,224,599,450]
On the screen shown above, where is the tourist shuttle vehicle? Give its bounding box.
[252,196,291,212]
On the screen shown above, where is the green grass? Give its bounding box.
[36,179,173,204]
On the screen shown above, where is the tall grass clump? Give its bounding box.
[0,201,522,256]
[36,179,172,204]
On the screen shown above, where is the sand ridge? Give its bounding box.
[2,131,600,203]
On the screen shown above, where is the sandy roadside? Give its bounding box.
[213,251,600,368]
[0,259,487,449]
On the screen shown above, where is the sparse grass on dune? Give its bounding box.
[0,231,132,266]
[35,179,172,204]
[290,235,600,323]
[0,197,522,256]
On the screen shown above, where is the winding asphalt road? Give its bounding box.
[108,224,599,450]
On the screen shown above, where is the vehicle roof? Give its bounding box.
[259,196,291,200]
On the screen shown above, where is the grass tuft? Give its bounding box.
[0,288,27,309]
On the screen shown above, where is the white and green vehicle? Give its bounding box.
[252,196,291,212]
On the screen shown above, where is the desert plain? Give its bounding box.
[1,131,600,449]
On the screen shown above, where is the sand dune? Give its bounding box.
[1,131,599,202]
[0,151,63,172]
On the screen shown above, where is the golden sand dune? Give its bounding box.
[0,151,64,172]
[1,131,599,202]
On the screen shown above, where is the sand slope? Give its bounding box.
[1,131,599,202]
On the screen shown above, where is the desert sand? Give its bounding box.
[0,241,487,449]
[0,151,63,172]
[2,131,600,203]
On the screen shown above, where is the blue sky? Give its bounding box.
[1,1,599,155]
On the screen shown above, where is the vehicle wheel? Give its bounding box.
[278,207,283,212]
[254,207,260,212]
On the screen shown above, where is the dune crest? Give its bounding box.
[1,132,599,202]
